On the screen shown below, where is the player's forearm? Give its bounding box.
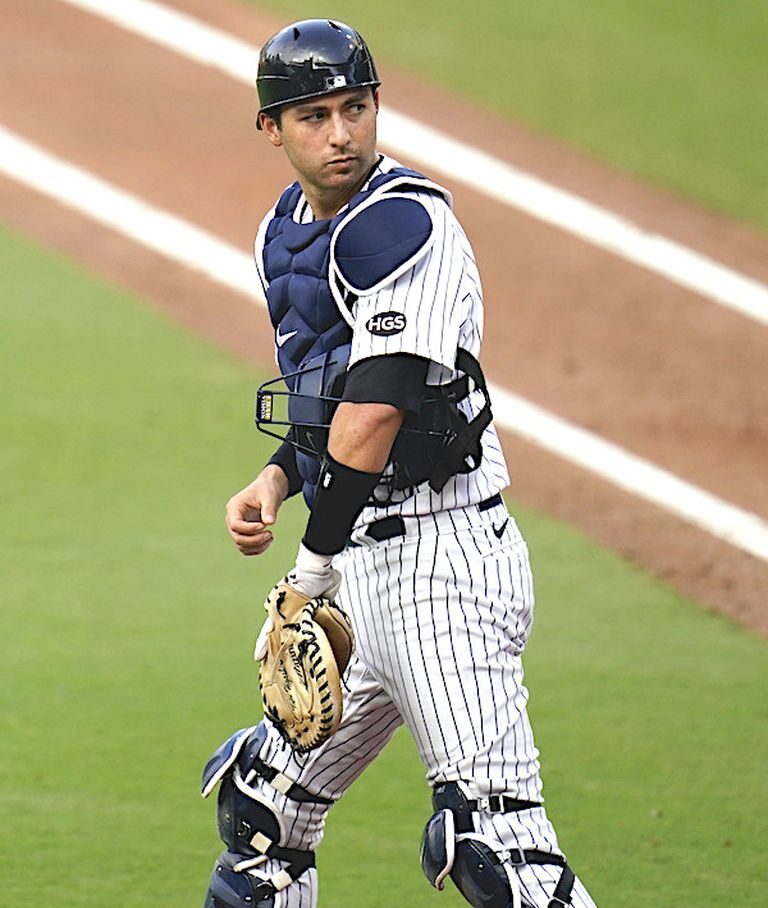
[299,403,402,558]
[327,400,405,472]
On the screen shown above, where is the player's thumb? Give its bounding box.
[260,495,281,526]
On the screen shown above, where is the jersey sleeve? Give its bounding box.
[340,193,471,373]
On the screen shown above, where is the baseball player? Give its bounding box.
[200,19,598,908]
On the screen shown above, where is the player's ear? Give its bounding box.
[372,88,380,113]
[259,112,283,146]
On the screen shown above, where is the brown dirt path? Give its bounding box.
[1,0,766,632]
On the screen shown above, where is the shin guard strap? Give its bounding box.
[547,864,575,908]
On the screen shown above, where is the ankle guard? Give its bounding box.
[204,850,278,908]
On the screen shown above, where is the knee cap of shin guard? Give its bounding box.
[202,723,270,800]
[205,851,275,908]
[451,839,514,908]
[202,727,259,798]
[421,808,455,890]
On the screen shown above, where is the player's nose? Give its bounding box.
[328,111,352,146]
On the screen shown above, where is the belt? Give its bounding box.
[359,493,504,544]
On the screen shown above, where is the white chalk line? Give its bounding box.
[56,0,768,328]
[1,125,766,561]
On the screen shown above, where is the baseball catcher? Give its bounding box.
[200,17,599,908]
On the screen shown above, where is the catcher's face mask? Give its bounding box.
[256,346,350,459]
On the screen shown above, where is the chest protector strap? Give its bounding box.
[425,349,493,492]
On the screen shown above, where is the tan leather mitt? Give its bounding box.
[254,578,355,753]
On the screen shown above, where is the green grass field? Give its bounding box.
[248,0,768,231]
[1,228,766,906]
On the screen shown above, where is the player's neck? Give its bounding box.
[302,181,363,221]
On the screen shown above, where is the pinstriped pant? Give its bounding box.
[254,502,597,907]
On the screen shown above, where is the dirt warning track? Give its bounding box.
[1,0,766,631]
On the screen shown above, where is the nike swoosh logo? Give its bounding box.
[492,519,509,540]
[276,327,298,347]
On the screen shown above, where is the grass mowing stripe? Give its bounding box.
[0,226,765,905]
[247,0,768,231]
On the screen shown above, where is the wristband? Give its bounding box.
[302,453,380,556]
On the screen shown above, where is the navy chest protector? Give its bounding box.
[257,167,492,506]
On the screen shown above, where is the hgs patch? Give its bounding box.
[366,311,406,336]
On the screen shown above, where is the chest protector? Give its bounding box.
[260,167,490,506]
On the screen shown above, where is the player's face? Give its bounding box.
[261,88,379,216]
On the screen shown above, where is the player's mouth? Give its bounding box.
[326,155,357,168]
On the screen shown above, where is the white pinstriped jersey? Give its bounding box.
[254,155,510,520]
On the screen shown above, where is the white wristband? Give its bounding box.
[295,542,333,572]
[289,543,341,600]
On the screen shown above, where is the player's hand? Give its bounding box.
[225,466,288,556]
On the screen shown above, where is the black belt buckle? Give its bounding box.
[365,515,405,542]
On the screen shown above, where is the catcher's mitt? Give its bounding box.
[255,579,354,753]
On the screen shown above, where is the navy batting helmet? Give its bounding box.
[256,19,380,128]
